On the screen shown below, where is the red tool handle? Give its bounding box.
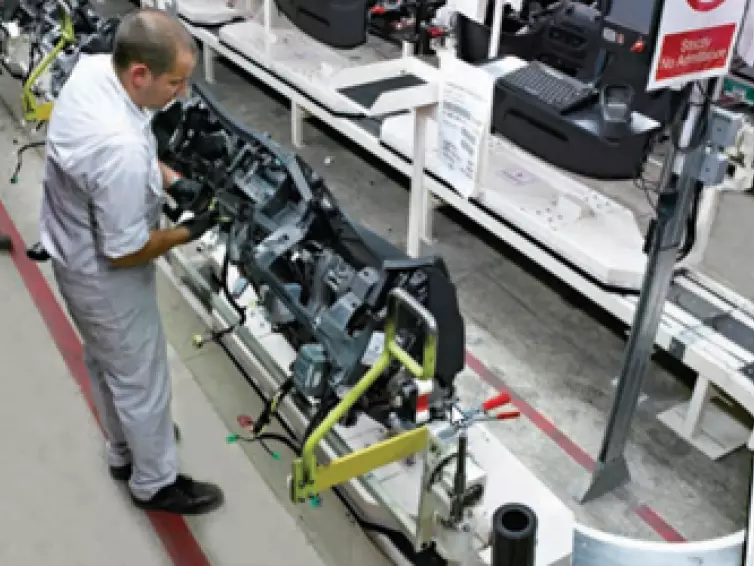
[496,410,520,421]
[482,392,511,412]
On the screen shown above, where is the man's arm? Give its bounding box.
[109,227,190,269]
[89,139,190,269]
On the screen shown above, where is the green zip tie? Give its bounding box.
[310,496,321,508]
[226,433,240,443]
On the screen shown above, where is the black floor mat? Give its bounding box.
[338,74,426,110]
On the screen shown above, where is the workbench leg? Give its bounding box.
[421,188,434,246]
[203,44,216,85]
[682,375,712,439]
[407,107,430,258]
[291,103,306,149]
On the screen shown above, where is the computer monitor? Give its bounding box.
[274,0,370,49]
[604,0,657,36]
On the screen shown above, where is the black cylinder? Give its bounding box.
[491,503,538,566]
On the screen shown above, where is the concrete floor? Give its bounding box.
[1,0,753,561]
[0,169,339,565]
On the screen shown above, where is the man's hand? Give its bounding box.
[178,209,220,242]
[167,177,204,209]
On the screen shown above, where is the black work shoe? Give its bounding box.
[110,463,132,481]
[132,474,224,515]
[108,423,182,481]
[26,241,51,261]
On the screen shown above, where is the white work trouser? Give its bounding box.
[52,260,178,501]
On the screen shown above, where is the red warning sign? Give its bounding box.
[647,0,746,90]
[654,23,737,81]
[686,0,727,12]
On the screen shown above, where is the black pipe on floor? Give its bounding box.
[492,503,538,566]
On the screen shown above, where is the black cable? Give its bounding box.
[215,338,438,564]
[10,140,46,183]
[236,429,424,558]
[210,219,247,341]
[426,453,457,490]
[672,81,715,261]
[635,80,713,263]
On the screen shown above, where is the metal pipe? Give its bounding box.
[580,80,714,502]
[744,452,754,566]
[488,0,505,59]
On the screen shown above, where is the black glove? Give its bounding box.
[178,209,220,242]
[167,177,203,208]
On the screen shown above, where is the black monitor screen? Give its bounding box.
[606,0,657,35]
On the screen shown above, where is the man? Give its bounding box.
[39,8,223,515]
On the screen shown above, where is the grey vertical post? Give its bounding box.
[744,452,754,566]
[580,80,713,503]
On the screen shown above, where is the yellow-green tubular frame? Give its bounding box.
[21,0,75,122]
[290,287,438,503]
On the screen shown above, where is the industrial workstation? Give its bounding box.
[1,0,754,564]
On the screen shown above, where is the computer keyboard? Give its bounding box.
[497,62,594,114]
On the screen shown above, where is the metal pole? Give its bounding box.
[744,451,754,566]
[580,80,713,503]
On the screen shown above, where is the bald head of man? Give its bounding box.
[112,8,197,110]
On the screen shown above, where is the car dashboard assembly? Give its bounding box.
[153,83,530,564]
[155,81,467,435]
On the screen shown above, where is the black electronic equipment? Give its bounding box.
[538,1,603,80]
[274,0,369,49]
[368,0,448,54]
[453,0,674,179]
[599,84,634,138]
[497,61,595,113]
[456,0,675,121]
[492,60,660,179]
[594,0,674,123]
[456,0,603,78]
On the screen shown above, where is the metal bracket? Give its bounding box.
[290,287,438,503]
[21,0,75,123]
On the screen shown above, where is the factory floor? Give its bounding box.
[0,0,753,561]
[0,218,344,566]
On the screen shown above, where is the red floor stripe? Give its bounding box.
[0,203,212,566]
[465,352,687,543]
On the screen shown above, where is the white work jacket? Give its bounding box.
[40,53,163,275]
